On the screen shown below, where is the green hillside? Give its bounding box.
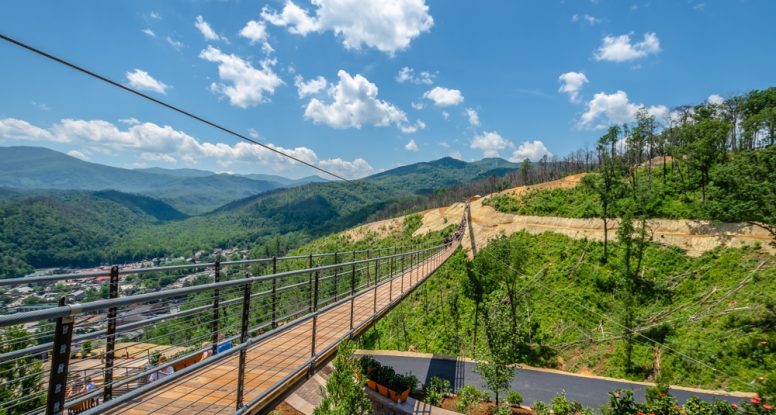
[362,232,775,394]
[0,190,183,278]
[0,146,281,214]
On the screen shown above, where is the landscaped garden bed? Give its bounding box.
[358,355,418,403]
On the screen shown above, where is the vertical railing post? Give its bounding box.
[211,258,221,357]
[349,258,356,335]
[308,254,313,313]
[401,253,405,294]
[333,251,339,301]
[373,258,379,316]
[102,266,120,402]
[389,247,394,302]
[46,297,74,415]
[271,256,277,329]
[365,249,370,286]
[235,273,252,410]
[310,268,320,375]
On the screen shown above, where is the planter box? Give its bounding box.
[376,383,390,398]
[367,379,377,391]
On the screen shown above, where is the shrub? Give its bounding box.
[424,376,451,406]
[683,396,713,415]
[533,401,551,415]
[456,385,487,413]
[607,389,639,415]
[492,403,512,415]
[505,390,524,407]
[552,392,586,415]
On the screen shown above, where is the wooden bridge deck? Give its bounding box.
[110,244,457,414]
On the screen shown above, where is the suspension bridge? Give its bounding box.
[0,209,467,415]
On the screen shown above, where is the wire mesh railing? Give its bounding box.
[0,211,467,415]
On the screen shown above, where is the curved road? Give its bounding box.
[366,352,748,411]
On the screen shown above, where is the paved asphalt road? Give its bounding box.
[369,354,744,411]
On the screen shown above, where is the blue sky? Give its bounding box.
[1,0,774,179]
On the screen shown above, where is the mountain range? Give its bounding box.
[0,146,326,214]
[0,145,520,278]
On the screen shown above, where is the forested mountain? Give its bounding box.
[0,189,187,278]
[0,153,526,277]
[0,147,281,214]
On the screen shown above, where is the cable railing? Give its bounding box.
[0,213,467,415]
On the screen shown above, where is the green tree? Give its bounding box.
[313,341,372,415]
[474,360,514,406]
[707,145,776,246]
[680,107,729,201]
[0,326,45,415]
[584,127,623,263]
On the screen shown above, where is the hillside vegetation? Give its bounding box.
[484,88,776,248]
[361,232,775,393]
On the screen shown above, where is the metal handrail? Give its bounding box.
[0,242,435,286]
[0,244,445,327]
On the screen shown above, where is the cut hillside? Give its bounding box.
[399,174,774,258]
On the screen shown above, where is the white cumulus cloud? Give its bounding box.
[396,66,434,84]
[126,69,169,94]
[0,117,371,176]
[303,70,409,131]
[578,90,668,129]
[142,28,156,38]
[594,32,661,62]
[195,15,221,41]
[423,86,464,107]
[239,20,274,53]
[261,0,433,55]
[471,131,512,158]
[558,71,588,103]
[404,139,419,151]
[294,75,328,98]
[509,140,552,162]
[465,108,479,127]
[67,150,88,160]
[571,14,601,25]
[199,46,283,108]
[317,157,374,179]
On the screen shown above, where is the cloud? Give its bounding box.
[470,131,512,158]
[0,117,371,176]
[166,36,185,50]
[67,150,88,160]
[708,94,725,106]
[199,46,283,108]
[410,101,424,110]
[294,75,328,98]
[317,157,374,179]
[150,11,161,20]
[303,70,409,130]
[465,108,479,126]
[261,0,433,55]
[400,120,425,134]
[32,101,51,111]
[195,15,221,41]
[558,71,588,103]
[442,111,449,120]
[509,140,552,162]
[119,117,141,126]
[571,14,601,25]
[126,69,169,94]
[142,28,156,38]
[0,118,59,142]
[594,32,661,62]
[261,1,320,35]
[141,152,177,163]
[248,128,260,139]
[404,139,418,152]
[578,90,668,129]
[423,86,464,107]
[239,20,274,53]
[450,151,463,160]
[396,66,434,84]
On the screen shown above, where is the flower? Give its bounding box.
[637,412,645,415]
[751,397,762,405]
[731,403,738,409]
[763,404,773,410]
